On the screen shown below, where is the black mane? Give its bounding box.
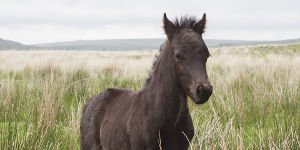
[144,42,165,86]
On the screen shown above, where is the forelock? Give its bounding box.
[173,16,198,30]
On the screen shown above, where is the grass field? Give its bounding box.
[1,44,300,149]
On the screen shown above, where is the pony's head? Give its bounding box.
[163,13,213,104]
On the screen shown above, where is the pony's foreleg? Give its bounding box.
[177,113,195,150]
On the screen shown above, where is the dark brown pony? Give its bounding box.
[80,13,213,150]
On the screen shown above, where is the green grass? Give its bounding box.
[1,45,300,149]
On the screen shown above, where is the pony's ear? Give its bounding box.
[163,13,176,39]
[193,13,206,34]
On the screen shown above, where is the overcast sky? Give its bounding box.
[0,0,300,44]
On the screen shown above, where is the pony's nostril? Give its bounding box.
[204,84,213,95]
[196,85,203,97]
[197,84,213,98]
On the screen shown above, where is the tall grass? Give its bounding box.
[1,44,300,149]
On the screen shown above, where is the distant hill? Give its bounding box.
[35,39,164,50]
[205,38,300,47]
[1,38,300,50]
[0,38,36,50]
[34,38,300,50]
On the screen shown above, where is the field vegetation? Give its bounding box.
[1,44,300,149]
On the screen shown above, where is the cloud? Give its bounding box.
[0,0,300,44]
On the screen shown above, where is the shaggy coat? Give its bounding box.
[80,13,213,150]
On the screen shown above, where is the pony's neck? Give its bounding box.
[143,42,188,126]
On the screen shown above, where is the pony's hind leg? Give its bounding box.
[80,105,104,150]
[81,122,104,150]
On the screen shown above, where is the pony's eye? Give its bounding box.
[175,54,184,61]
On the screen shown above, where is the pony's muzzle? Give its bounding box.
[195,83,213,104]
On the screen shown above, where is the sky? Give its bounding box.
[0,0,300,44]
